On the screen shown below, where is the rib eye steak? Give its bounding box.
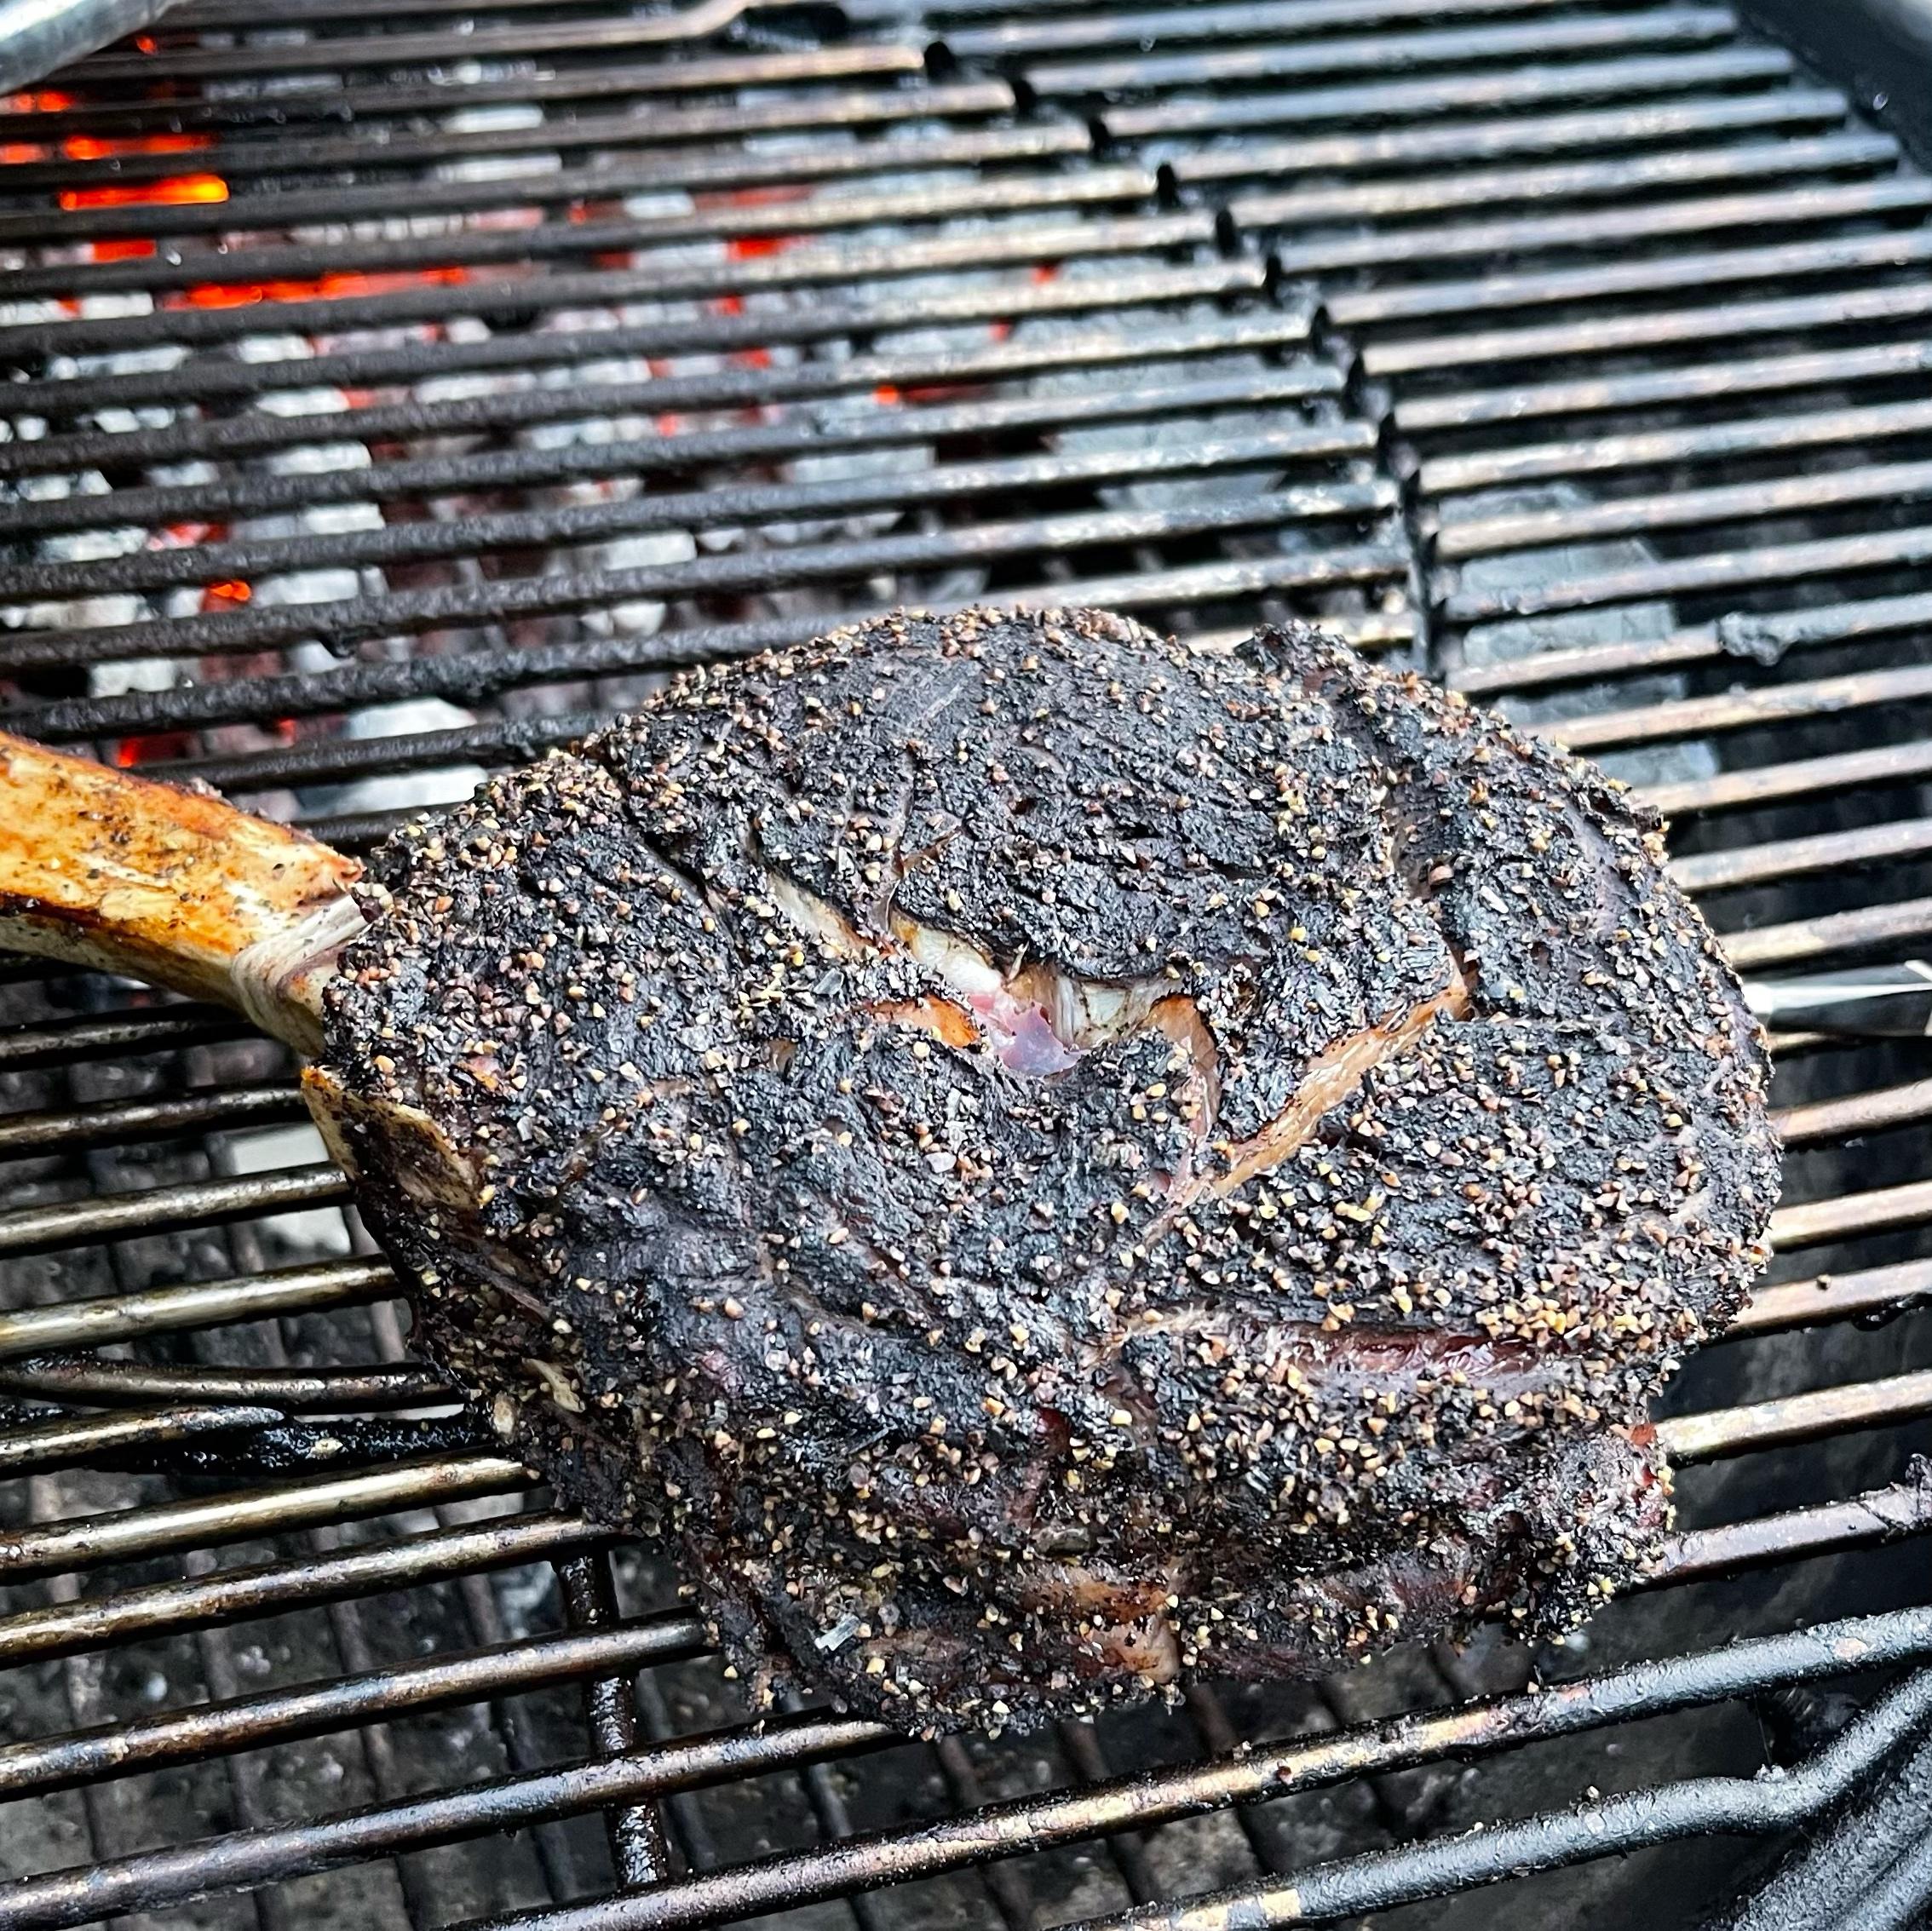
[0,608,1779,1733]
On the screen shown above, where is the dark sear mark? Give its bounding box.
[319,607,1780,1733]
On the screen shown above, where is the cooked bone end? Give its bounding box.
[0,731,364,1053]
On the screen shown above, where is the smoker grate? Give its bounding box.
[6,3,1932,1928]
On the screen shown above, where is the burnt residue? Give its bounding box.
[321,607,1780,1732]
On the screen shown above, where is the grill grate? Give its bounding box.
[6,2,1932,1928]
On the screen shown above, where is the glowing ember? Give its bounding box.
[60,172,226,211]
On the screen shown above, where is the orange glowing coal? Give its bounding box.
[60,171,226,210]
[170,264,471,310]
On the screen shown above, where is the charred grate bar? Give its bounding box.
[5,1,1932,1927]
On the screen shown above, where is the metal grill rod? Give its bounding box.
[75,28,924,84]
[1391,328,1932,428]
[3,440,1389,603]
[1102,45,1797,138]
[0,1602,1924,1931]
[1671,821,1932,899]
[9,513,1407,690]
[0,261,1274,456]
[0,1258,391,1360]
[1646,738,1932,822]
[1421,394,1932,497]
[943,0,1571,58]
[1439,522,1932,626]
[1722,899,1932,975]
[0,211,1219,359]
[1233,131,1896,233]
[1024,9,1740,97]
[1167,90,1852,184]
[0,1509,604,1666]
[1542,663,1932,756]
[0,354,1341,538]
[0,1453,529,1578]
[0,1085,307,1157]
[1726,1258,1932,1335]
[0,1166,354,1259]
[1656,1479,1932,1583]
[428,1608,1932,1931]
[7,162,1168,303]
[1268,178,1932,287]
[0,117,1090,241]
[1437,460,1932,560]
[0,1359,451,1410]
[1327,222,1932,333]
[1658,1370,1932,1463]
[0,1404,286,1479]
[0,1006,250,1071]
[0,75,1021,163]
[1067,1661,1932,1931]
[0,1708,894,1931]
[0,1616,708,1801]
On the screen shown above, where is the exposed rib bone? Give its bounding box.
[0,729,365,1054]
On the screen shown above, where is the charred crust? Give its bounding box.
[320,606,1780,1733]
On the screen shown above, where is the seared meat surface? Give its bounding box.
[319,608,1779,1731]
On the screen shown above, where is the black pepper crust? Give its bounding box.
[319,607,1780,1732]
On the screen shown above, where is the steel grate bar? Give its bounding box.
[0,1085,307,1157]
[1453,589,1932,700]
[0,1603,1923,1931]
[1269,177,1932,287]
[72,32,927,85]
[0,1359,452,1410]
[2,166,1168,302]
[0,353,1341,538]
[1728,1258,1932,1335]
[12,553,1414,756]
[7,511,1407,685]
[1643,738,1932,821]
[1418,393,1932,496]
[1023,10,1741,99]
[0,1005,252,1071]
[1330,224,1932,335]
[0,212,1219,359]
[3,440,1389,603]
[1101,45,1797,139]
[1658,1371,1932,1464]
[1522,664,1932,753]
[1230,131,1897,233]
[418,1610,1932,1931]
[1060,1664,1932,1931]
[0,1616,704,1802]
[0,262,1274,441]
[0,1165,355,1259]
[1768,1177,1932,1250]
[1657,1481,1932,1584]
[0,1511,607,1666]
[0,1456,531,1579]
[1771,1083,1932,1151]
[0,1257,395,1360]
[1168,89,1852,185]
[1670,819,1932,899]
[0,123,1095,246]
[0,78,1021,167]
[1725,899,1932,974]
[946,0,1564,59]
[1378,296,1932,397]
[1435,458,1932,560]
[1436,522,1932,625]
[0,1404,286,1480]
